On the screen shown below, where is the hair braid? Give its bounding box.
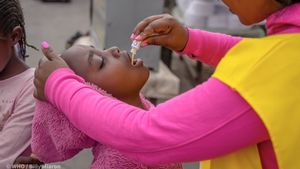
[0,0,37,60]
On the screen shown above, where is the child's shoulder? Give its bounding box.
[22,68,35,81]
[9,68,36,101]
[17,68,35,92]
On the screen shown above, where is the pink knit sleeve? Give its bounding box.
[182,28,242,67]
[45,68,269,164]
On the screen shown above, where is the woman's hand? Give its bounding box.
[132,14,188,51]
[34,42,69,101]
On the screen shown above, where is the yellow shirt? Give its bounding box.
[201,33,300,169]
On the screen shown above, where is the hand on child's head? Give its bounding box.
[34,42,69,101]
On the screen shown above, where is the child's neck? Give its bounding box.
[119,93,145,110]
[0,54,28,80]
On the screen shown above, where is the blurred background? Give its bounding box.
[20,0,266,168]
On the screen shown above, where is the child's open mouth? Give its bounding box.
[132,58,144,67]
[126,51,144,67]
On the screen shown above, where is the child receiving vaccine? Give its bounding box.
[32,44,182,169]
[0,0,41,168]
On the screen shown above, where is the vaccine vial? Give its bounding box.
[130,40,141,65]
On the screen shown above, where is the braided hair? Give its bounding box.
[0,0,37,60]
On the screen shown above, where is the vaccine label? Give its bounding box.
[131,40,141,48]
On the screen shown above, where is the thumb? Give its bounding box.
[40,41,59,61]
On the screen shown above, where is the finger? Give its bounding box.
[133,15,164,36]
[40,41,59,61]
[143,18,172,37]
[33,79,41,98]
[143,34,170,47]
[33,86,44,101]
[33,77,39,88]
[38,58,42,67]
[34,68,38,78]
[33,89,44,101]
[33,88,38,99]
[33,88,40,100]
[34,69,40,87]
[38,57,48,67]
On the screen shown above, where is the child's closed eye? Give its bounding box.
[88,50,105,70]
[93,55,106,70]
[98,56,105,70]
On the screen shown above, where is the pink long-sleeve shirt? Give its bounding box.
[44,3,300,169]
[32,97,182,169]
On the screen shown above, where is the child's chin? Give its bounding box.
[141,67,150,80]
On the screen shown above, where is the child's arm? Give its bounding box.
[181,28,242,67]
[0,81,35,169]
[44,68,269,165]
[31,101,96,163]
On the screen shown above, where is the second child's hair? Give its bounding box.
[0,0,37,60]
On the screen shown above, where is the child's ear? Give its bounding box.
[9,26,22,45]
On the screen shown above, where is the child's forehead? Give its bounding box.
[63,45,91,57]
[70,45,92,53]
[61,45,91,63]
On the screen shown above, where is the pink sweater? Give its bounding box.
[32,86,182,169]
[44,3,300,169]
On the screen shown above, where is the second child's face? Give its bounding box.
[62,45,150,98]
[0,37,11,72]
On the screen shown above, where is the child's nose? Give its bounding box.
[107,47,120,58]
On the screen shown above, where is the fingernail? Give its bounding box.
[130,34,137,40]
[41,41,49,49]
[135,35,142,40]
[141,42,148,48]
